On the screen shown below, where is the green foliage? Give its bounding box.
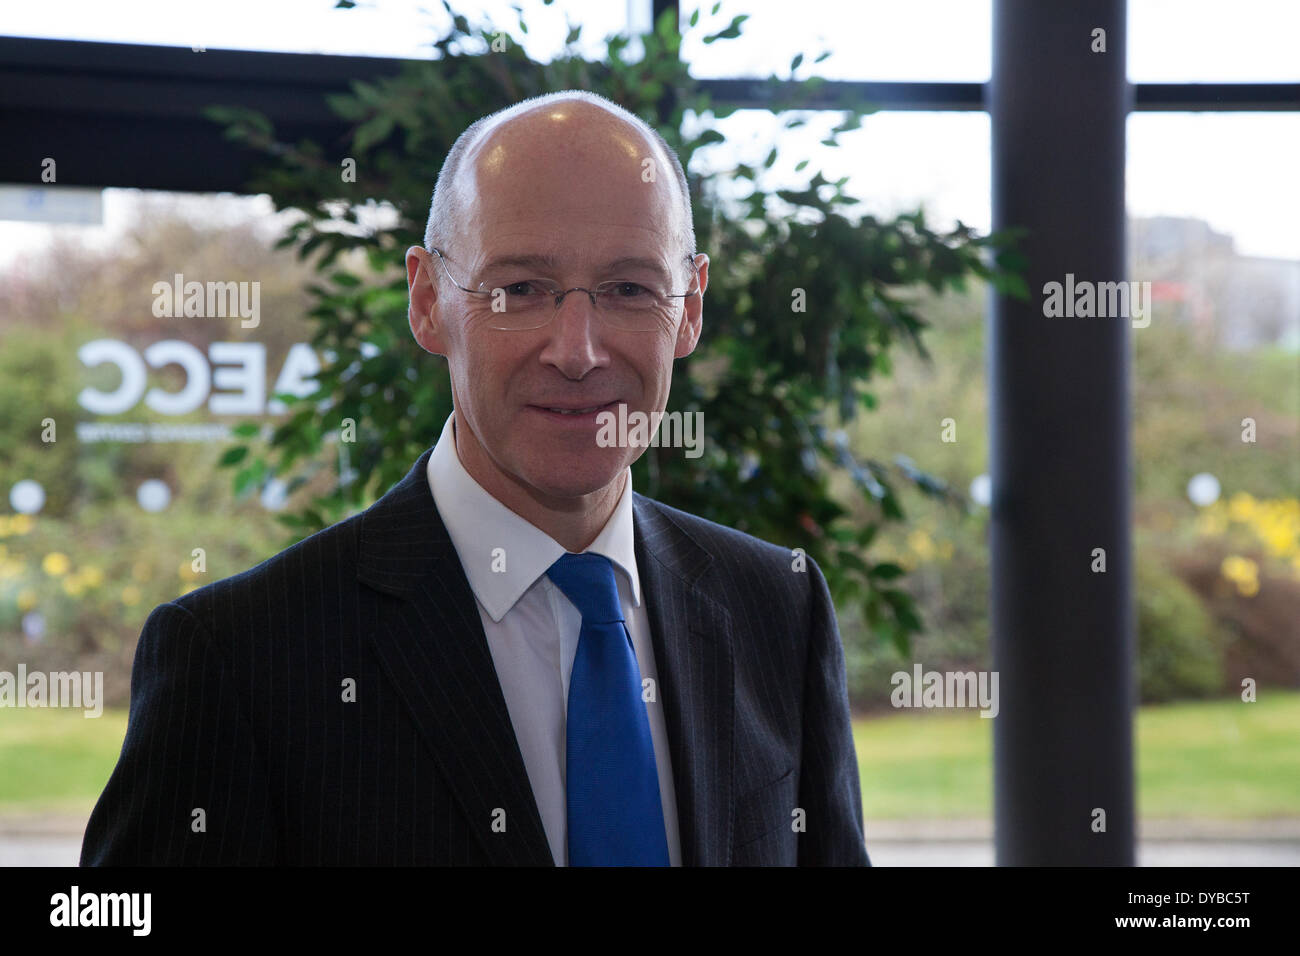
[0,327,83,517]
[1136,558,1223,703]
[1134,321,1300,501]
[843,279,1295,707]
[209,1,1024,653]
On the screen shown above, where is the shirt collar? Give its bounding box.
[426,411,641,622]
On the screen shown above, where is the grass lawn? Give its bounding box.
[854,689,1300,819]
[2,691,1297,821]
[0,706,129,816]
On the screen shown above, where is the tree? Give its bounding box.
[210,1,1026,654]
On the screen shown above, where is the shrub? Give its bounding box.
[1136,557,1222,703]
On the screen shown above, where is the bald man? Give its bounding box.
[81,90,870,867]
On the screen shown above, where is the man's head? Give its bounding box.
[406,90,708,515]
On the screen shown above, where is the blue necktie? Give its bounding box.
[547,552,669,866]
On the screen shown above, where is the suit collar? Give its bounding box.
[357,447,736,866]
[355,446,445,598]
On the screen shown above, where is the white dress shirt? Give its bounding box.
[426,411,681,866]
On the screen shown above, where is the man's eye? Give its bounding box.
[504,281,547,296]
[607,282,649,297]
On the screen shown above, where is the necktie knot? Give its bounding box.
[546,552,625,625]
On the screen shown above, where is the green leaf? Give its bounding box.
[354,114,395,154]
[887,622,910,658]
[219,446,249,467]
[869,562,905,580]
[233,460,265,497]
[995,249,1028,272]
[895,602,923,633]
[202,105,273,140]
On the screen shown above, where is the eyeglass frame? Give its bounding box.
[427,246,702,331]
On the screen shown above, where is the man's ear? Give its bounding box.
[673,253,708,359]
[406,246,447,355]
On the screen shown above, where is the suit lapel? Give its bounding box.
[353,448,737,867]
[633,495,736,866]
[356,448,554,866]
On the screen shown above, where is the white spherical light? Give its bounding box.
[9,479,45,514]
[137,479,172,513]
[1187,473,1221,507]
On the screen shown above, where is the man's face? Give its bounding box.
[407,104,708,511]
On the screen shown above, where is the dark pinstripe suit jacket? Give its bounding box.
[80,446,870,866]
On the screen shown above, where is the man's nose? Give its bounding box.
[538,291,608,377]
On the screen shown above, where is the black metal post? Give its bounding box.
[989,0,1136,864]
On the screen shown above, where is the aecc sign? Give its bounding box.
[75,340,374,416]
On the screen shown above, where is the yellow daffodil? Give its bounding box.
[1228,492,1256,523]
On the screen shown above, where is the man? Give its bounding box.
[81,90,869,866]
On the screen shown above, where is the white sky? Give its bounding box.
[1,0,1297,260]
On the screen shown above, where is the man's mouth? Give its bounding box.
[528,400,619,420]
[545,405,604,415]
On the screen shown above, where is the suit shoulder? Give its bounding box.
[633,493,806,574]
